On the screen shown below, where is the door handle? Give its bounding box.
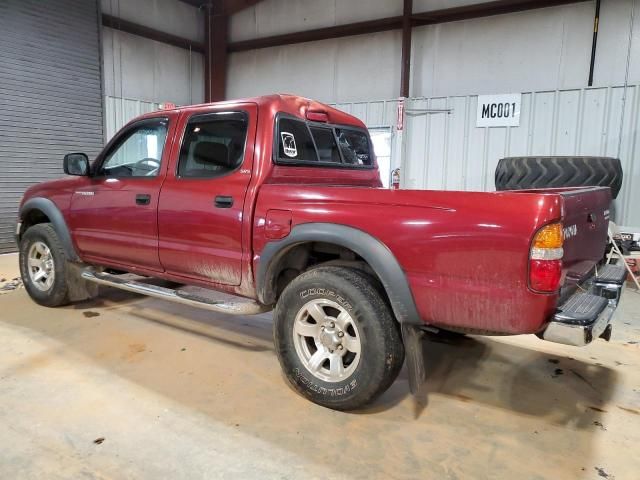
[215,195,234,208]
[136,194,151,205]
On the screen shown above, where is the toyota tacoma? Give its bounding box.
[16,94,625,410]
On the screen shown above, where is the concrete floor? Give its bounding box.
[1,253,639,480]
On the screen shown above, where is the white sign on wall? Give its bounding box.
[476,93,521,127]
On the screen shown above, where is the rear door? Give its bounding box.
[157,104,257,285]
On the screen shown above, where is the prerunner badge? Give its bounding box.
[281,132,297,157]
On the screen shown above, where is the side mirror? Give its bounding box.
[63,153,90,176]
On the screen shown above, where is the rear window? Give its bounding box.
[335,128,372,166]
[275,115,373,168]
[278,118,318,162]
[309,126,341,163]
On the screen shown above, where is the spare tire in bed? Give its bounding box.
[494,156,623,199]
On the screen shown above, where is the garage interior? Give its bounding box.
[1,0,640,479]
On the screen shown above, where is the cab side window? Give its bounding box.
[178,112,248,178]
[99,119,168,177]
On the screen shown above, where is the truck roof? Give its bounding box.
[144,93,367,129]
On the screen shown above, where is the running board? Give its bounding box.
[81,269,271,315]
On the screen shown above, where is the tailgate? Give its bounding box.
[559,187,611,292]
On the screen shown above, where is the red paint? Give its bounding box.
[19,94,612,335]
[305,110,329,122]
[396,99,404,131]
[265,209,292,240]
[156,103,258,285]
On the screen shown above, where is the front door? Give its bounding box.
[69,116,173,271]
[157,105,257,285]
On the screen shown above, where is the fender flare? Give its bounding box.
[18,197,80,262]
[256,223,421,324]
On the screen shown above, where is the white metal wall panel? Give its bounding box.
[0,0,103,253]
[230,0,403,42]
[227,30,401,103]
[104,96,162,141]
[399,85,640,229]
[101,0,204,43]
[228,1,639,103]
[332,100,400,128]
[103,27,204,107]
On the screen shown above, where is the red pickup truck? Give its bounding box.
[16,94,625,410]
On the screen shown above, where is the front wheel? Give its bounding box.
[273,266,404,411]
[19,223,70,307]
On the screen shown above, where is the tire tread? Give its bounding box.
[495,156,623,199]
[274,266,404,411]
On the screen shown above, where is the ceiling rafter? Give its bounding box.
[178,0,263,15]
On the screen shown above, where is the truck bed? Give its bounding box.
[254,185,611,334]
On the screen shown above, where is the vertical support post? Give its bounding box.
[400,0,413,98]
[588,0,601,87]
[204,1,228,102]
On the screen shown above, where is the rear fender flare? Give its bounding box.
[256,223,421,325]
[19,197,80,262]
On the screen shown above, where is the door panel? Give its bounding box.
[158,105,257,285]
[69,116,174,271]
[70,177,164,269]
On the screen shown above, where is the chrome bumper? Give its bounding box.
[540,264,626,347]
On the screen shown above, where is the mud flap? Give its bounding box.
[66,263,99,302]
[401,324,427,396]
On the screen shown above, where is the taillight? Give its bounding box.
[529,222,563,292]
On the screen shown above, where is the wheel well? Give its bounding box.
[265,241,388,304]
[20,209,51,236]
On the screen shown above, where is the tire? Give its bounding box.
[494,156,623,199]
[273,266,404,411]
[19,223,70,307]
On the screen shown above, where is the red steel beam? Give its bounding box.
[228,0,590,53]
[179,0,263,15]
[204,1,228,102]
[400,0,412,98]
[228,16,403,53]
[102,14,205,53]
[412,0,586,25]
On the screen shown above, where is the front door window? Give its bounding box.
[99,120,168,177]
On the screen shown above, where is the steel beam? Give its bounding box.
[102,14,204,53]
[204,2,228,102]
[229,16,403,53]
[411,0,588,25]
[400,0,412,98]
[588,0,601,87]
[179,0,263,15]
[228,0,591,52]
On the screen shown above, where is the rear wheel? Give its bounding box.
[273,266,404,411]
[19,223,70,307]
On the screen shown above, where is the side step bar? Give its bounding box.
[81,269,272,315]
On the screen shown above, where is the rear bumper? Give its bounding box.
[540,264,626,346]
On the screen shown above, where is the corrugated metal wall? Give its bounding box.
[0,0,104,253]
[335,85,640,229]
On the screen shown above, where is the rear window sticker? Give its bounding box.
[281,132,298,157]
